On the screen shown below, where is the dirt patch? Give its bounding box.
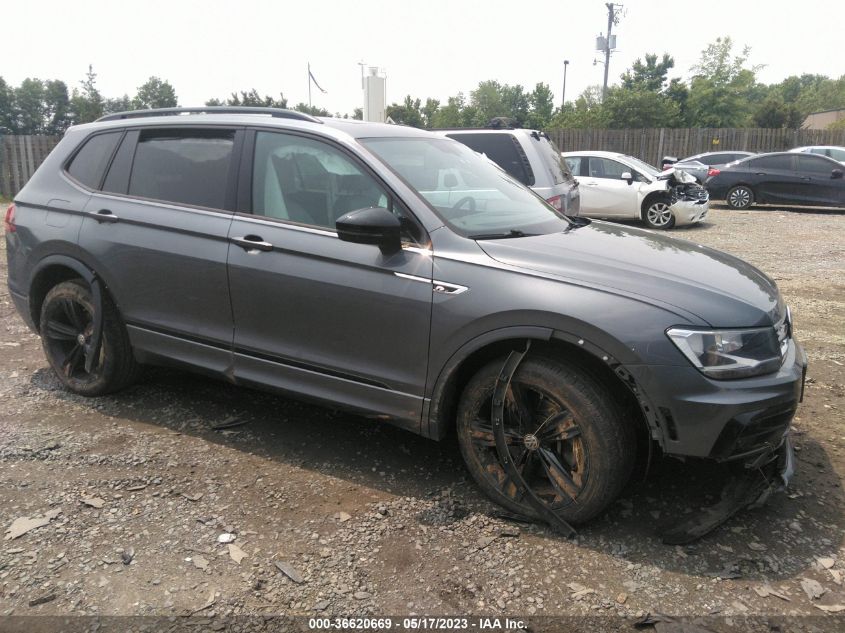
[1,204,844,625]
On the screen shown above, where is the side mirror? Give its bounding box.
[832,169,844,180]
[336,207,402,254]
[620,171,634,184]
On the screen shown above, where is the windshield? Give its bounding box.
[361,137,569,237]
[623,155,661,177]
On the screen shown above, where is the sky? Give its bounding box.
[3,0,844,115]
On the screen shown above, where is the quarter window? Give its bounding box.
[128,129,235,209]
[66,132,122,189]
[445,133,533,185]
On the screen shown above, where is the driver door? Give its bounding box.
[226,129,433,428]
[581,157,639,218]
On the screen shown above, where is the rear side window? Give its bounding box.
[750,155,793,171]
[535,135,572,184]
[128,129,235,209]
[66,132,122,189]
[446,133,532,185]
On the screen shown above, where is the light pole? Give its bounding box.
[562,60,569,108]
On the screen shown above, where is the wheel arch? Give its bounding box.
[426,329,661,456]
[640,190,671,218]
[28,255,99,333]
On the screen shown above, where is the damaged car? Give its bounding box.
[6,108,804,539]
[562,150,709,229]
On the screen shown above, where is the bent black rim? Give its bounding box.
[468,381,589,510]
[43,297,101,380]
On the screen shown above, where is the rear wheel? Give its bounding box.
[39,280,140,396]
[456,356,636,524]
[726,185,754,210]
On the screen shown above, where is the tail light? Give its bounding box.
[3,203,15,233]
[546,195,563,211]
[707,168,720,178]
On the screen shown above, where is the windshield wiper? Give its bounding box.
[468,229,537,240]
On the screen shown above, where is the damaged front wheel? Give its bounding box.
[457,356,636,524]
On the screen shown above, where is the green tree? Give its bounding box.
[500,84,530,125]
[527,83,555,129]
[602,87,681,128]
[43,80,71,135]
[133,76,178,109]
[0,76,14,132]
[385,95,424,127]
[71,65,104,124]
[431,94,466,128]
[352,107,363,120]
[422,98,440,128]
[621,53,675,92]
[470,80,508,124]
[104,95,133,115]
[208,89,288,108]
[14,78,46,134]
[685,37,759,127]
[293,103,330,116]
[549,86,608,128]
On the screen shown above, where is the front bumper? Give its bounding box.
[628,337,807,463]
[671,198,710,226]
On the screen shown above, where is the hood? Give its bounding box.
[478,221,782,327]
[658,167,699,184]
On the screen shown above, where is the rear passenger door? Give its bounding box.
[78,126,241,373]
[226,129,433,428]
[747,155,800,203]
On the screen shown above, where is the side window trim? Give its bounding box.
[242,127,429,246]
[101,130,139,195]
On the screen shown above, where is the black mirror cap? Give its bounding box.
[336,207,402,254]
[832,169,844,180]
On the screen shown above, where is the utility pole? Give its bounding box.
[601,3,621,100]
[562,60,569,108]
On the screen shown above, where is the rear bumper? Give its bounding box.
[628,337,807,462]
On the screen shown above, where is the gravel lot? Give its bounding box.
[1,203,844,631]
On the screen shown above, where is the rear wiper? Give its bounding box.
[468,229,537,240]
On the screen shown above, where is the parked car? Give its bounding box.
[6,107,805,526]
[706,151,845,209]
[662,151,755,183]
[561,151,709,229]
[788,145,845,163]
[433,125,580,216]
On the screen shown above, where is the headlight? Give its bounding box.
[666,326,783,379]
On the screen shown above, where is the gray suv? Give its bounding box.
[5,107,806,528]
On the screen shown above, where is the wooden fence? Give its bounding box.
[2,128,845,198]
[547,128,845,167]
[0,135,61,198]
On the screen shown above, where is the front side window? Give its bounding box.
[128,129,235,209]
[588,157,630,179]
[252,131,392,231]
[829,148,845,161]
[796,155,837,175]
[66,132,122,189]
[362,137,568,237]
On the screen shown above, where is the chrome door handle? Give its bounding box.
[90,209,119,223]
[230,235,274,252]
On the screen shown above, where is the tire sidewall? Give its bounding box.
[39,281,119,396]
[457,357,635,524]
[643,198,676,230]
[726,185,753,209]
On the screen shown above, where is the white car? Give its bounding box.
[788,145,845,164]
[561,151,710,229]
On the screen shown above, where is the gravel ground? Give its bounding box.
[1,203,844,631]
